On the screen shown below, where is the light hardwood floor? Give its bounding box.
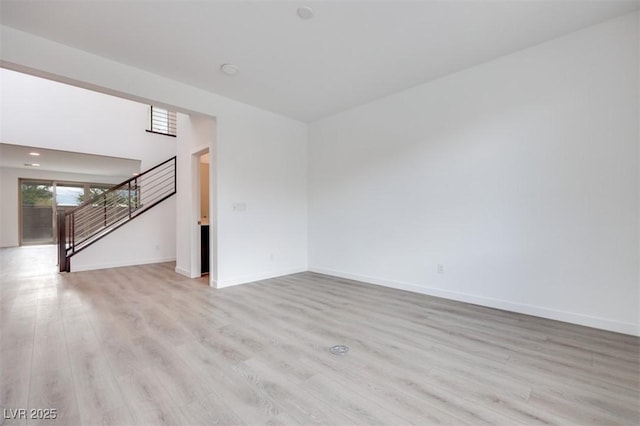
[1,246,638,425]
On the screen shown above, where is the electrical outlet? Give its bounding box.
[437,264,444,274]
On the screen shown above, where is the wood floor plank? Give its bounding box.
[27,367,80,426]
[1,347,32,425]
[1,246,638,425]
[174,395,246,426]
[302,373,412,425]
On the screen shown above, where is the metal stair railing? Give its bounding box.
[58,156,176,272]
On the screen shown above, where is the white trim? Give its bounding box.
[215,267,307,289]
[309,266,640,337]
[175,266,199,278]
[71,257,176,272]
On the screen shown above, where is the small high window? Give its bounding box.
[147,106,177,137]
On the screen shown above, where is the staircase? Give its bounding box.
[58,156,176,272]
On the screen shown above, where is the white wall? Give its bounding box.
[215,107,307,286]
[171,87,308,287]
[0,167,123,247]
[71,197,176,272]
[309,12,639,335]
[0,69,176,170]
[637,11,640,330]
[0,25,309,285]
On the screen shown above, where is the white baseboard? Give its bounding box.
[215,266,307,289]
[309,266,639,337]
[71,257,176,272]
[174,266,195,278]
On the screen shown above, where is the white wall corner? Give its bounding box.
[216,266,308,289]
[307,13,639,336]
[175,266,199,278]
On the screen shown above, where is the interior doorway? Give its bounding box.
[197,151,210,275]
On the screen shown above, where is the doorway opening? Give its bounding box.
[197,151,210,276]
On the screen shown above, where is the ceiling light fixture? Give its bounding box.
[220,64,239,76]
[24,163,40,167]
[29,152,40,156]
[297,6,314,19]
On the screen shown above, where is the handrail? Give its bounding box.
[58,156,176,272]
[68,156,177,213]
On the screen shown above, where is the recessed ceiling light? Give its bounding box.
[297,6,314,19]
[29,152,40,156]
[24,163,40,167]
[133,172,139,176]
[221,64,239,76]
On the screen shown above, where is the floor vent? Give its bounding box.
[329,345,349,355]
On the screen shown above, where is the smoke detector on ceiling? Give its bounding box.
[297,6,314,19]
[220,64,239,76]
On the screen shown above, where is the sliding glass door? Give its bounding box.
[19,179,114,246]
[20,180,54,245]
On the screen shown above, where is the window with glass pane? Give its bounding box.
[86,185,111,206]
[55,183,85,207]
[147,106,177,137]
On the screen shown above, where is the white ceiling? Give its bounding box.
[1,1,638,122]
[0,143,141,178]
